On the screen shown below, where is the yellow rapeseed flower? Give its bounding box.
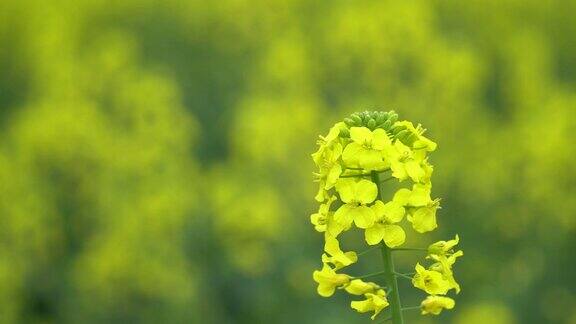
[321,234,358,270]
[350,289,389,320]
[364,199,406,247]
[342,127,391,170]
[310,196,337,232]
[421,295,455,315]
[312,264,351,297]
[412,263,451,295]
[344,279,379,295]
[333,178,378,230]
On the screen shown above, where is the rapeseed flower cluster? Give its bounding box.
[310,111,462,321]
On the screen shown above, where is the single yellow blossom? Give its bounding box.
[312,143,343,190]
[393,121,437,153]
[421,296,455,315]
[393,184,440,233]
[333,179,378,230]
[344,279,379,295]
[364,200,406,247]
[428,235,460,256]
[310,196,337,232]
[342,127,391,170]
[429,250,464,294]
[313,264,351,297]
[321,234,358,270]
[412,263,451,295]
[351,289,389,320]
[407,200,440,233]
[383,140,425,182]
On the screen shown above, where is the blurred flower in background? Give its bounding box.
[0,0,575,323]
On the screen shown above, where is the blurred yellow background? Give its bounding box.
[0,0,575,323]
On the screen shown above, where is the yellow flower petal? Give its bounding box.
[382,224,406,248]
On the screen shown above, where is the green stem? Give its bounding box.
[380,243,404,324]
[392,247,428,252]
[394,272,413,281]
[402,306,421,311]
[353,270,387,280]
[340,173,371,178]
[357,245,381,257]
[372,171,404,324]
[379,175,395,183]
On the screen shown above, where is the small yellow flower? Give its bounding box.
[313,264,351,297]
[383,140,426,182]
[427,235,463,293]
[428,235,460,256]
[412,263,451,295]
[310,196,337,232]
[429,250,464,294]
[321,234,358,270]
[407,200,440,233]
[344,279,379,295]
[342,127,391,170]
[393,184,440,233]
[393,121,437,153]
[333,178,378,230]
[350,289,389,320]
[312,143,343,190]
[312,122,348,202]
[364,200,406,247]
[421,295,455,315]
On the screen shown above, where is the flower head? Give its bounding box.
[310,111,461,321]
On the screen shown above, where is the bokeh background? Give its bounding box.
[1,0,575,323]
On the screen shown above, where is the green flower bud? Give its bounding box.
[361,112,370,123]
[376,112,389,124]
[367,118,376,129]
[382,120,392,130]
[344,118,356,126]
[351,114,362,125]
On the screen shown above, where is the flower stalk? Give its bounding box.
[373,171,404,324]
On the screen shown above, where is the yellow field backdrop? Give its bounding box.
[0,0,575,323]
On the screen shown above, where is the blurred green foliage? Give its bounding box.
[0,0,575,323]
